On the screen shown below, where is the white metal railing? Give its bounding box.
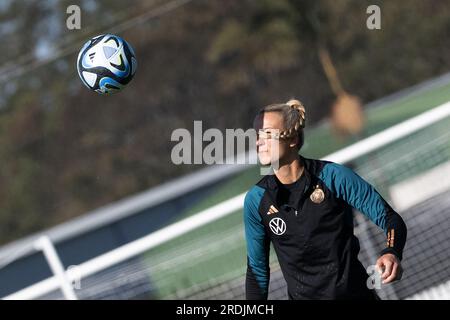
[3,101,450,300]
[33,236,78,300]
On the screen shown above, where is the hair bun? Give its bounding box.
[286,99,301,108]
[286,99,306,128]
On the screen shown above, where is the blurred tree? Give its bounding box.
[208,0,365,138]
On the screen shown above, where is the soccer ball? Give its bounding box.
[77,34,137,94]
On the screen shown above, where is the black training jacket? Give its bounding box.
[244,157,407,300]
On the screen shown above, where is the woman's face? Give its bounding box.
[254,112,295,166]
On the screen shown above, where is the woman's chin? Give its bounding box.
[257,155,271,166]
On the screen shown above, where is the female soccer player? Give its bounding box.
[244,99,407,300]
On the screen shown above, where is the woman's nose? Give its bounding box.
[256,138,264,146]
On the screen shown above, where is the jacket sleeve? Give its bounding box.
[243,187,270,299]
[319,163,407,260]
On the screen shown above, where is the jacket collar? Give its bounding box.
[266,156,313,195]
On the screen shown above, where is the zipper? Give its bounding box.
[294,178,311,218]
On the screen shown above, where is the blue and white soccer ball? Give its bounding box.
[77,34,137,94]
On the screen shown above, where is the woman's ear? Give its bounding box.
[289,135,299,148]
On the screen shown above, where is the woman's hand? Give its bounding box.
[376,253,403,284]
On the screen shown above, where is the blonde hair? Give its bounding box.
[257,99,306,149]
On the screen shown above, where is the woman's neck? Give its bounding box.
[274,155,304,184]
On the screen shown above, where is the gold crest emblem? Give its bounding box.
[310,185,325,204]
